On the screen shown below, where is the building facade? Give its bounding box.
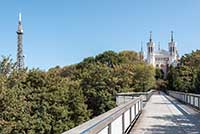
[141,31,179,77]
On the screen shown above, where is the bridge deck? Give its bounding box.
[130,92,200,134]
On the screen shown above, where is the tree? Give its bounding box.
[80,63,116,117]
[167,66,177,90]
[0,49,158,133]
[155,68,164,80]
[0,56,16,76]
[133,63,155,92]
[167,50,200,93]
[195,69,200,93]
[95,51,123,67]
[118,50,140,63]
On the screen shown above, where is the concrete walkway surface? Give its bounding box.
[130,92,200,134]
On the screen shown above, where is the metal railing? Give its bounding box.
[167,90,200,110]
[62,96,143,134]
[116,90,155,106]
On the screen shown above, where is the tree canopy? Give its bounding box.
[167,49,200,94]
[0,50,156,133]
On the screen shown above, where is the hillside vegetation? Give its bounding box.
[167,49,200,94]
[0,50,155,134]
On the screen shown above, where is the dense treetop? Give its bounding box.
[167,49,200,94]
[0,50,155,134]
[1,49,200,134]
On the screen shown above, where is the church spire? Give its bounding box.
[158,42,160,51]
[141,45,143,53]
[141,42,143,52]
[149,31,152,42]
[171,31,174,42]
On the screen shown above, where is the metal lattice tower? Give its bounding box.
[16,13,24,69]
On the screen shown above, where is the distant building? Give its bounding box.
[140,31,179,77]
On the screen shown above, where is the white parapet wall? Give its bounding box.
[62,96,143,134]
[116,90,155,106]
[167,90,200,110]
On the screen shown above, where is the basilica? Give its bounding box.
[139,31,179,77]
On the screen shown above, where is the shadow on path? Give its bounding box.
[130,92,200,134]
[147,93,200,134]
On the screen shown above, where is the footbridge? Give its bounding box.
[63,91,200,134]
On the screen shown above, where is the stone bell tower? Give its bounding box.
[168,31,177,63]
[147,31,155,65]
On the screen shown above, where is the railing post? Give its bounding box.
[198,97,200,109]
[122,113,125,134]
[134,103,136,117]
[130,107,132,124]
[184,94,186,102]
[108,123,111,134]
[192,96,194,105]
[189,95,191,104]
[185,94,187,103]
[193,96,195,106]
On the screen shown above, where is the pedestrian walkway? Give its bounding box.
[130,92,200,134]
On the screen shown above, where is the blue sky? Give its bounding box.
[0,0,200,70]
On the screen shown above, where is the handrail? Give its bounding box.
[116,90,155,106]
[62,96,143,134]
[116,90,154,96]
[167,90,200,110]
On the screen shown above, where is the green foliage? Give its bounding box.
[80,63,116,117]
[167,66,177,90]
[95,51,123,67]
[155,79,167,91]
[0,50,156,133]
[155,68,164,80]
[195,69,200,93]
[1,69,89,133]
[167,50,200,93]
[133,63,155,92]
[118,50,140,63]
[0,56,16,76]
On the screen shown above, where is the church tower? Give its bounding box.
[168,31,177,63]
[16,13,25,69]
[147,31,155,65]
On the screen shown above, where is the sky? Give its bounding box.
[0,0,200,70]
